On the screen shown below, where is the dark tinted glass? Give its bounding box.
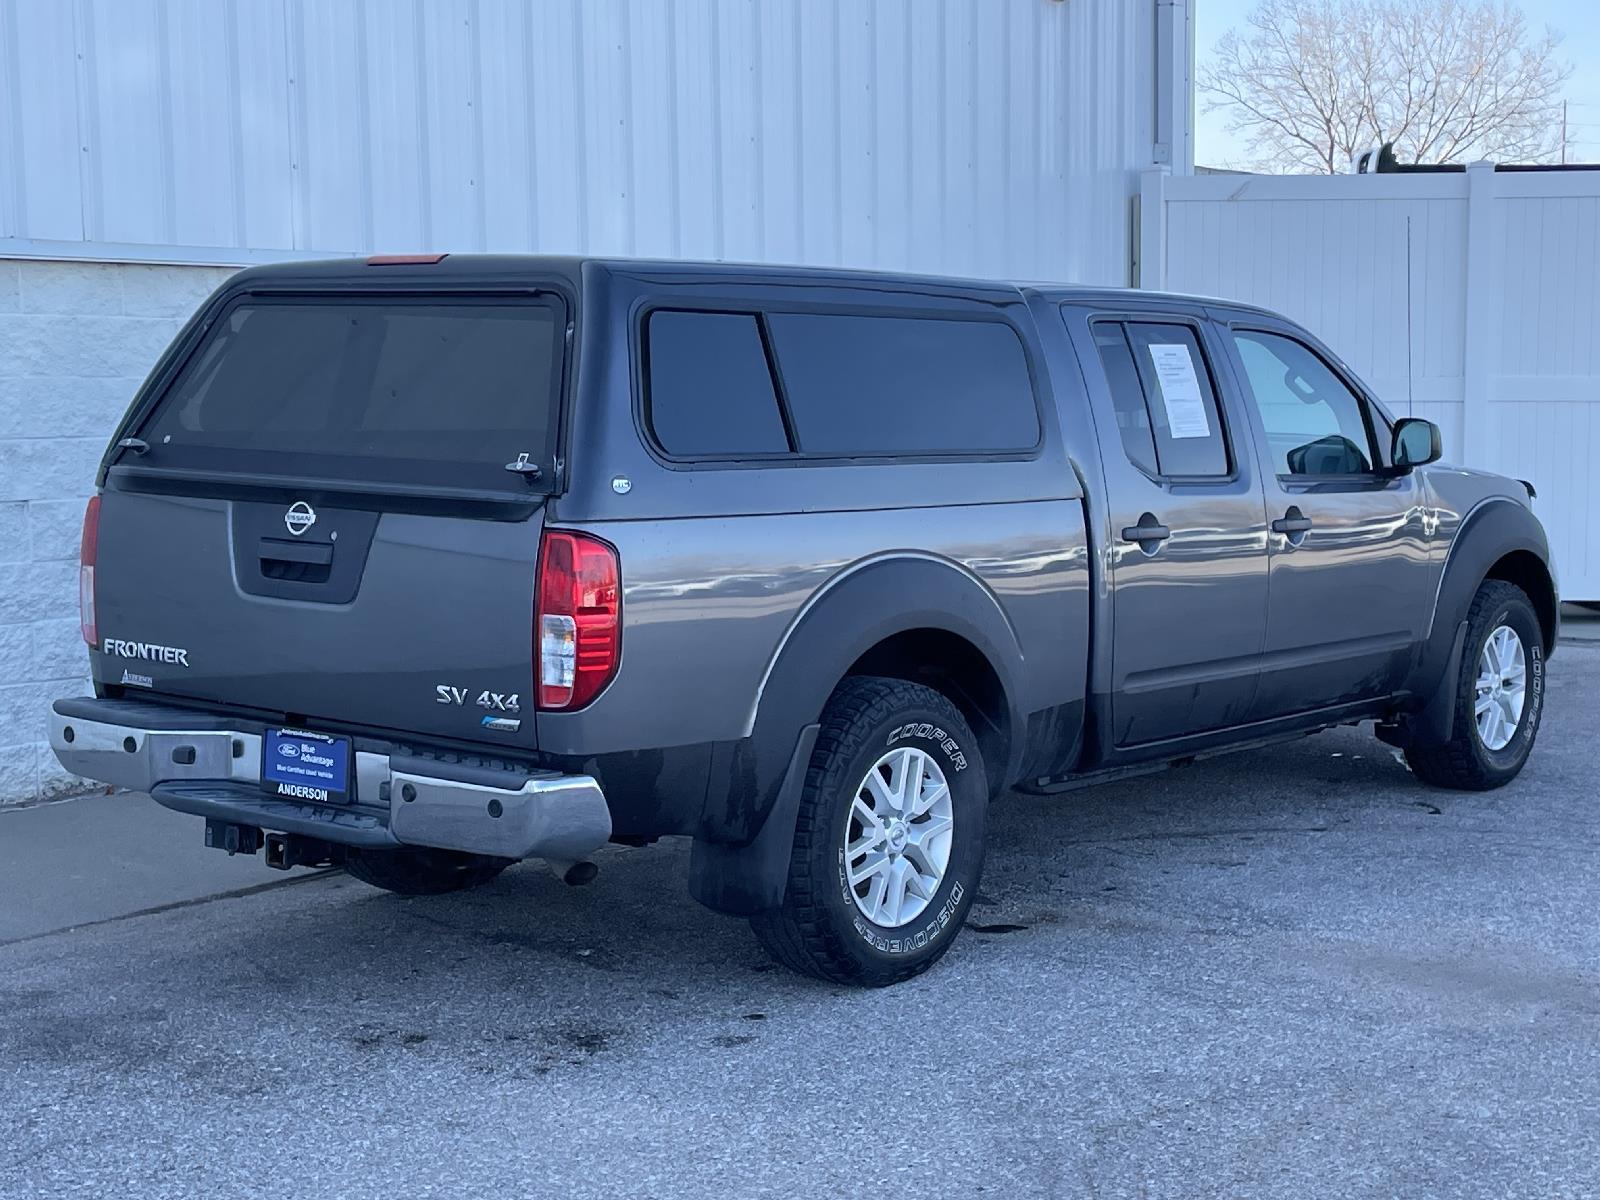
[139,298,563,492]
[1092,322,1159,476]
[767,313,1039,455]
[1124,323,1230,476]
[646,311,791,456]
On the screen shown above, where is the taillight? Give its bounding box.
[79,495,101,647]
[536,530,620,710]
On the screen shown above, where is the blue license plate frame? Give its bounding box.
[261,728,352,804]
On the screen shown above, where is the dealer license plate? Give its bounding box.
[261,728,352,804]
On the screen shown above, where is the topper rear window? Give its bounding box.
[130,294,564,494]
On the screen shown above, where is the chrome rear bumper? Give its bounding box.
[48,698,611,862]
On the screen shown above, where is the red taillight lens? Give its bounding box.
[79,494,101,647]
[536,530,620,710]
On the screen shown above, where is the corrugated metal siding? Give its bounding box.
[0,0,1159,285]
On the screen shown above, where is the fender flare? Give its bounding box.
[748,552,1029,791]
[688,553,1028,916]
[1399,497,1554,744]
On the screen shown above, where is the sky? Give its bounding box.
[1195,0,1600,169]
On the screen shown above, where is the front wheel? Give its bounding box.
[750,676,987,986]
[1405,579,1546,790]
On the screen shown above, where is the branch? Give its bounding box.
[1199,0,1572,171]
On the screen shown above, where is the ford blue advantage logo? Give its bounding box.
[262,729,350,804]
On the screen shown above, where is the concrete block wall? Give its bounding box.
[0,258,238,806]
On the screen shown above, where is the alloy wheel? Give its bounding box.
[1474,624,1527,752]
[842,746,955,928]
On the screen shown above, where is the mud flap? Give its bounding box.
[687,724,819,917]
[1377,619,1468,750]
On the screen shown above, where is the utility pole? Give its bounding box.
[1561,99,1568,165]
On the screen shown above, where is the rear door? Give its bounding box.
[1067,305,1271,747]
[1214,315,1434,718]
[94,286,568,751]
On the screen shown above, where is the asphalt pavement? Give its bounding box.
[3,640,1598,1199]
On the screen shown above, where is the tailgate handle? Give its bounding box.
[258,537,333,567]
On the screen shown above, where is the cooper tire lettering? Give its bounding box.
[887,722,968,772]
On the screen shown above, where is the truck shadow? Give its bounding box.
[318,722,1415,980]
[4,720,1505,1090]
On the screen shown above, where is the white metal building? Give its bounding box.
[0,0,1194,805]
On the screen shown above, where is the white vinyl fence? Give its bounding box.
[1139,164,1600,602]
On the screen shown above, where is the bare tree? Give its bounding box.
[1200,0,1572,173]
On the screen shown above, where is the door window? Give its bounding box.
[1232,331,1377,476]
[1091,320,1231,477]
[1091,323,1159,476]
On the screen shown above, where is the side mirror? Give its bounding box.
[1391,417,1442,471]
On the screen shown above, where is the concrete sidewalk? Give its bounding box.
[0,790,313,944]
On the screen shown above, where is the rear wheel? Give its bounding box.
[750,676,987,986]
[1405,579,1546,790]
[343,846,513,895]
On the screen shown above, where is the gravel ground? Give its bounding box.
[3,644,1597,1200]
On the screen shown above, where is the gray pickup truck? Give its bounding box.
[50,256,1556,986]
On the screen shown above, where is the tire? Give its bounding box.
[1405,579,1546,790]
[750,676,987,987]
[343,846,513,896]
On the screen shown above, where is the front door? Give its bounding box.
[1217,319,1435,719]
[1074,309,1271,748]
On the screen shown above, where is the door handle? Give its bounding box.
[258,537,333,566]
[1120,515,1172,545]
[1271,508,1313,535]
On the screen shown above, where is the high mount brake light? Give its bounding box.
[536,530,620,710]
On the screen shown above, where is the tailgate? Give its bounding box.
[88,285,568,752]
[93,491,542,750]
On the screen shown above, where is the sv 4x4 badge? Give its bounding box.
[435,685,521,713]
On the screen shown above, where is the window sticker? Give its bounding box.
[1146,343,1212,440]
